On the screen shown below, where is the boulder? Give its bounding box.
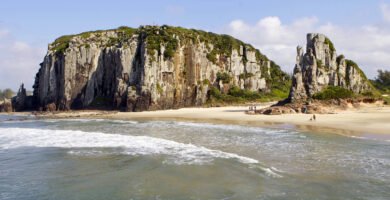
[256,106,296,115]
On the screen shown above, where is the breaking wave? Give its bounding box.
[0,127,283,178]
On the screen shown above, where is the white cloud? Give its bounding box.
[229,20,246,30]
[225,16,390,78]
[0,29,45,91]
[381,3,390,22]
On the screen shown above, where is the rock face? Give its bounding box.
[288,33,370,101]
[33,25,287,111]
[11,84,36,111]
[12,84,27,111]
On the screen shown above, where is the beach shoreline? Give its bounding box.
[5,102,388,140]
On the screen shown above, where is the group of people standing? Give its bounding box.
[249,105,257,112]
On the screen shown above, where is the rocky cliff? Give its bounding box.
[288,33,371,102]
[33,25,288,111]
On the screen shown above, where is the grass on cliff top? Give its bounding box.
[51,26,136,53]
[49,25,269,63]
[324,37,336,57]
[141,25,269,62]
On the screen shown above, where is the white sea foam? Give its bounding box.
[0,127,261,166]
[43,118,139,124]
[171,121,297,135]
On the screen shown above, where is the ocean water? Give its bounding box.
[0,114,389,200]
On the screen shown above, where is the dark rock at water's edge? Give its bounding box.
[255,98,382,115]
[31,25,289,112]
[0,84,36,113]
[11,84,36,112]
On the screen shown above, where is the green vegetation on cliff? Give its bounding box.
[312,85,381,100]
[324,37,335,57]
[216,72,232,84]
[312,86,354,100]
[140,25,269,62]
[263,61,291,95]
[49,25,269,63]
[345,59,368,81]
[208,84,290,105]
[51,26,136,54]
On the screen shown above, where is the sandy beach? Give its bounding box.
[35,103,390,140]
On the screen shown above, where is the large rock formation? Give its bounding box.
[12,84,35,111]
[289,33,371,101]
[12,84,27,111]
[33,25,288,111]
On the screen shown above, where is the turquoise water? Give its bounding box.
[0,114,389,199]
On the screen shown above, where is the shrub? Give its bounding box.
[312,86,354,100]
[360,90,381,98]
[202,79,210,85]
[216,72,231,84]
[209,86,222,99]
[228,86,261,100]
[206,50,217,64]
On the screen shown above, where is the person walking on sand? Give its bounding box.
[313,114,316,121]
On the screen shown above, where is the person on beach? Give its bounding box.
[313,114,316,121]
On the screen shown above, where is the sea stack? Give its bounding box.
[288,33,371,102]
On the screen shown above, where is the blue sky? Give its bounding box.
[1,0,390,90]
